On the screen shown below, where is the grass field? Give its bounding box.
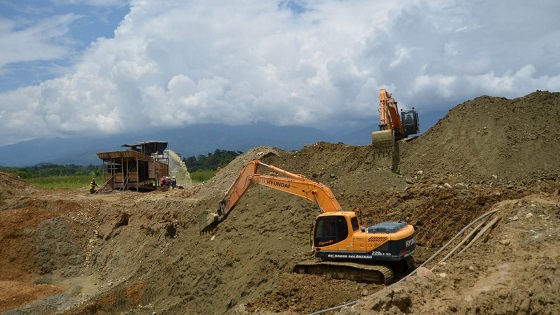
[28,175,103,189]
[190,170,216,182]
[28,171,215,189]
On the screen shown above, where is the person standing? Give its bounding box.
[89,178,98,194]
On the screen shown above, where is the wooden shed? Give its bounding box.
[97,141,169,191]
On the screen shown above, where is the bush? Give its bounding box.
[190,170,216,182]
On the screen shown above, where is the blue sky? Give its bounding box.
[0,0,128,91]
[1,0,559,147]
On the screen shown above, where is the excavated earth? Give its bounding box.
[1,90,559,315]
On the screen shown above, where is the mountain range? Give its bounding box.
[0,110,444,167]
[0,123,373,167]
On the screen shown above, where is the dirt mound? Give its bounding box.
[0,171,38,210]
[1,91,559,315]
[167,149,193,188]
[400,90,560,185]
[345,193,560,315]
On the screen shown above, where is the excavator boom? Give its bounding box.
[199,160,342,233]
[378,89,404,133]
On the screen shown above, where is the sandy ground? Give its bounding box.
[1,90,559,315]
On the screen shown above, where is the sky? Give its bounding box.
[1,0,559,147]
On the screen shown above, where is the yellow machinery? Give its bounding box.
[200,160,416,284]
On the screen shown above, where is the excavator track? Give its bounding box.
[403,255,415,272]
[294,260,395,285]
[386,255,415,274]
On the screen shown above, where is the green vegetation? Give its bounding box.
[189,169,217,182]
[28,175,103,189]
[0,164,103,189]
[0,163,102,179]
[183,149,242,173]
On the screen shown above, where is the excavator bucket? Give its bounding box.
[199,200,229,234]
[198,211,220,234]
[372,130,395,154]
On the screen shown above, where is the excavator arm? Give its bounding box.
[200,160,342,233]
[378,89,404,134]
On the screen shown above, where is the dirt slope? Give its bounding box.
[1,90,559,315]
[343,193,560,315]
[399,90,560,184]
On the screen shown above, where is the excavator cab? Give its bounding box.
[311,212,415,262]
[313,215,352,248]
[299,211,415,284]
[400,108,419,137]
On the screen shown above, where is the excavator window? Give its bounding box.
[402,110,419,136]
[314,216,349,247]
[351,217,360,231]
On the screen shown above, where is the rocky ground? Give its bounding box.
[1,90,559,315]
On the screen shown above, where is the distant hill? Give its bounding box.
[0,123,374,167]
[0,108,446,168]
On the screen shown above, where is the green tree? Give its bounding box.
[183,149,242,172]
[0,164,103,179]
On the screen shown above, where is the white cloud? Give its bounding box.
[0,14,79,69]
[0,0,559,146]
[53,0,127,7]
[389,47,412,68]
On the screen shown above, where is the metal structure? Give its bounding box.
[97,141,169,191]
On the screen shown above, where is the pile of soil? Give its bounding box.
[345,194,560,315]
[399,90,560,185]
[0,90,559,315]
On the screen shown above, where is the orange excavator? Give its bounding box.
[372,89,420,149]
[200,160,416,284]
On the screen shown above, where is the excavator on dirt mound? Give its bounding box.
[372,89,420,152]
[199,160,416,284]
